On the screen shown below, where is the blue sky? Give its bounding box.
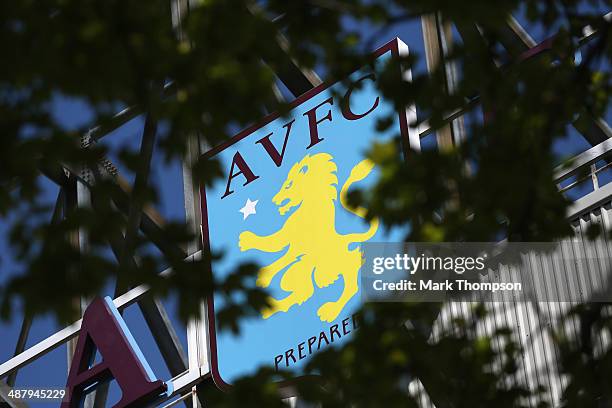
[0,6,610,406]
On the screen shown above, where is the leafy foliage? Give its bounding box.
[1,0,611,406]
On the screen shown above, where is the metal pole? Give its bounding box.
[170,1,210,406]
[421,13,465,149]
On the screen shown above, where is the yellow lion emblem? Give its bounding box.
[238,152,379,322]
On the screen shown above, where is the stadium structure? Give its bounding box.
[1,1,611,407]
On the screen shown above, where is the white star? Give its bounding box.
[239,198,258,220]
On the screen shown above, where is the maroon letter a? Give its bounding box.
[62,297,167,408]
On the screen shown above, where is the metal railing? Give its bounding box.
[554,138,612,219]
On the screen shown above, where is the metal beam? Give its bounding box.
[422,13,460,149]
[25,133,187,262]
[4,318,32,388]
[272,34,322,97]
[108,183,187,260]
[4,81,177,194]
[572,113,612,147]
[246,2,322,97]
[102,225,189,377]
[118,107,160,292]
[70,139,96,408]
[139,297,189,375]
[499,15,612,146]
[71,163,188,260]
[437,15,467,144]
[417,97,480,138]
[578,11,612,44]
[86,81,175,143]
[51,158,187,262]
[62,177,83,371]
[38,162,70,187]
[554,137,612,182]
[506,15,537,48]
[170,1,213,405]
[115,175,167,228]
[495,16,534,55]
[181,125,208,408]
[0,252,199,380]
[422,14,451,149]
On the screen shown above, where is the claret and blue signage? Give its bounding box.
[200,38,415,388]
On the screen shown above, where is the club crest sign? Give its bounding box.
[201,38,415,389]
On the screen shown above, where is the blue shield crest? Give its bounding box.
[201,38,414,388]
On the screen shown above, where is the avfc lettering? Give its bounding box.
[221,74,380,199]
